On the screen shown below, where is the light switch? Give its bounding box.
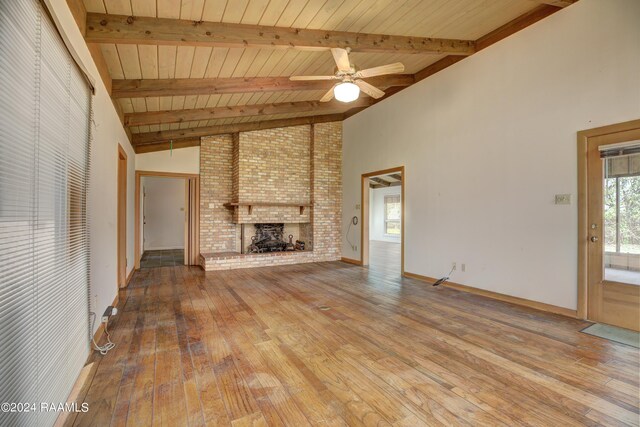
[555,194,571,205]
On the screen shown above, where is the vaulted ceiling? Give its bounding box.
[70,0,576,152]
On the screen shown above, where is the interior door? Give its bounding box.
[587,128,640,331]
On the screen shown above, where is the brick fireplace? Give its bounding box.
[199,122,342,270]
[244,223,305,253]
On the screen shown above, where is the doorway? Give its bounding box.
[578,119,640,331]
[117,145,127,288]
[135,171,200,269]
[361,167,404,275]
[141,176,186,267]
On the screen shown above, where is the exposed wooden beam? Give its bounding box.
[66,0,139,147]
[344,4,563,119]
[475,4,561,51]
[389,173,402,181]
[126,98,373,127]
[85,13,475,56]
[66,0,87,35]
[369,181,400,189]
[415,56,465,83]
[66,0,112,94]
[134,138,201,154]
[88,44,113,94]
[132,114,344,146]
[112,75,414,98]
[371,177,391,187]
[91,2,568,154]
[533,0,576,7]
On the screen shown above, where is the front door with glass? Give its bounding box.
[586,129,640,331]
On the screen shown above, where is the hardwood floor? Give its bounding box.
[369,240,401,276]
[67,262,640,426]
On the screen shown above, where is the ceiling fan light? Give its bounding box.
[334,82,360,103]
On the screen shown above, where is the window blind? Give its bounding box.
[0,1,91,425]
[604,152,640,178]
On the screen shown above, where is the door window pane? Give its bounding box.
[603,152,640,285]
[619,176,640,254]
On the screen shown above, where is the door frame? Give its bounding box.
[134,170,200,269]
[117,145,127,288]
[577,118,640,319]
[361,166,405,274]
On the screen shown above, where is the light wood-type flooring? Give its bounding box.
[67,262,640,426]
[369,240,401,277]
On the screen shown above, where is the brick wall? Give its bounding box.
[199,122,342,270]
[233,125,311,224]
[237,125,310,203]
[311,122,343,262]
[200,134,237,253]
[231,132,239,202]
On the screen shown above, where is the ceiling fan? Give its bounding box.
[289,48,405,103]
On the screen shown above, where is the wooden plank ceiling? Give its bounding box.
[79,0,572,152]
[369,173,402,189]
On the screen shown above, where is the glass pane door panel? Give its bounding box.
[603,152,640,285]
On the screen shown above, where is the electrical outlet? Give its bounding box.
[102,306,116,323]
[461,263,466,272]
[452,262,457,271]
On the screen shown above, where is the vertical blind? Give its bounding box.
[0,1,91,426]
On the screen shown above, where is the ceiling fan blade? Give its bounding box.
[355,80,385,99]
[319,85,336,102]
[331,48,352,72]
[356,62,405,78]
[289,75,337,81]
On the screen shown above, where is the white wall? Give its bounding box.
[343,0,640,310]
[136,147,199,252]
[142,177,186,250]
[45,0,135,332]
[136,146,200,174]
[370,186,401,243]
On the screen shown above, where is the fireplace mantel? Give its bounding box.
[224,201,313,216]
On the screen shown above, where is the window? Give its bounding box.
[604,175,640,255]
[0,1,92,425]
[384,195,401,236]
[604,153,640,255]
